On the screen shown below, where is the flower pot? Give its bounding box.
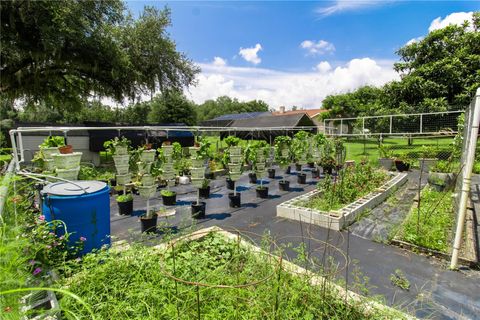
[141,174,155,186]
[52,152,82,169]
[137,162,152,175]
[59,145,73,154]
[56,167,80,180]
[44,159,55,171]
[419,158,437,173]
[248,173,257,184]
[116,164,129,175]
[162,193,177,206]
[311,168,320,178]
[140,216,157,233]
[115,146,128,155]
[40,147,60,159]
[279,180,290,191]
[256,187,269,199]
[199,186,210,198]
[113,154,129,167]
[110,178,117,187]
[297,173,307,184]
[117,199,133,215]
[395,160,410,172]
[285,166,291,174]
[116,173,131,185]
[228,193,241,208]
[295,164,302,171]
[229,147,242,156]
[228,163,242,172]
[229,172,242,181]
[204,172,214,180]
[191,158,205,168]
[138,185,156,198]
[268,168,276,179]
[308,162,315,168]
[323,166,334,175]
[226,178,235,190]
[140,150,156,163]
[191,202,206,219]
[378,158,394,171]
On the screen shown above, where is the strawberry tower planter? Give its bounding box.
[189,145,209,219]
[225,137,243,207]
[161,144,177,206]
[255,148,269,199]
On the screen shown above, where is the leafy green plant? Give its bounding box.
[430,160,455,173]
[161,189,176,197]
[420,145,437,159]
[223,135,240,147]
[379,144,393,159]
[390,269,410,290]
[39,136,65,148]
[274,135,292,169]
[103,137,131,154]
[291,131,311,164]
[116,194,133,202]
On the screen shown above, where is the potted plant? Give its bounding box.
[319,156,336,175]
[254,148,269,199]
[428,160,456,191]
[292,131,310,184]
[140,210,157,233]
[224,136,242,208]
[418,145,438,172]
[138,146,157,163]
[274,135,292,191]
[199,179,211,198]
[161,189,177,206]
[394,154,412,172]
[428,175,447,192]
[189,140,210,218]
[378,144,394,171]
[39,136,65,159]
[116,193,133,215]
[104,137,130,156]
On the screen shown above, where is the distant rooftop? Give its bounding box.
[271,107,326,118]
[212,112,271,121]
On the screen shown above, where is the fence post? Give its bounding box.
[420,114,423,133]
[389,116,392,134]
[451,88,480,269]
[340,119,343,135]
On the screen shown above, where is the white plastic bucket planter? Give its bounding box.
[191,167,205,179]
[228,163,242,172]
[56,167,80,181]
[44,159,56,171]
[116,173,131,185]
[141,174,155,186]
[256,163,266,171]
[189,147,199,155]
[138,185,156,198]
[52,152,82,169]
[116,165,129,175]
[191,158,205,168]
[43,171,57,182]
[230,155,243,163]
[140,150,156,163]
[191,178,203,188]
[230,147,242,156]
[40,147,60,159]
[162,146,173,156]
[281,149,289,157]
[115,146,128,155]
[113,155,129,166]
[229,172,242,181]
[137,162,152,174]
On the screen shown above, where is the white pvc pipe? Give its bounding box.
[450,88,480,269]
[0,160,15,221]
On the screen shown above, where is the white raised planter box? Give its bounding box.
[276,172,408,230]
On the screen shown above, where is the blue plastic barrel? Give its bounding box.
[42,181,111,255]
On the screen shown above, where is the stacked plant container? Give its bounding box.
[52,152,83,180]
[189,146,208,218]
[227,146,243,207]
[161,144,177,205]
[255,148,269,198]
[137,149,158,232]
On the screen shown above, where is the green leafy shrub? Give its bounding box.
[39,136,65,148]
[116,194,133,202]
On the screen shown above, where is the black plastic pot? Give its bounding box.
[228,193,241,208]
[199,186,210,198]
[323,166,334,175]
[295,164,302,171]
[279,180,290,191]
[110,178,117,187]
[312,168,320,178]
[268,168,276,179]
[297,173,307,184]
[248,173,257,184]
[117,199,133,215]
[191,202,206,219]
[285,166,291,174]
[226,178,235,190]
[256,187,269,199]
[394,160,410,172]
[308,162,315,168]
[140,216,157,233]
[204,172,214,180]
[162,193,177,206]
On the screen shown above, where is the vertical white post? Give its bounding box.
[420,114,423,133]
[362,117,365,134]
[340,119,343,135]
[18,132,24,163]
[451,88,480,269]
[9,131,20,170]
[389,116,393,134]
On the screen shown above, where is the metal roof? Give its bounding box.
[212,112,270,121]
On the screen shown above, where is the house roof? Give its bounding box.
[212,111,270,121]
[271,109,326,118]
[229,113,315,128]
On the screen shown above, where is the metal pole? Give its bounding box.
[420,114,423,134]
[9,131,20,170]
[389,116,393,134]
[18,132,24,163]
[340,119,343,135]
[451,88,480,269]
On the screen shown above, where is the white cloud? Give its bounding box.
[405,36,424,46]
[186,58,399,109]
[316,0,391,17]
[212,56,227,67]
[301,40,335,55]
[429,12,474,32]
[315,61,332,73]
[239,43,262,65]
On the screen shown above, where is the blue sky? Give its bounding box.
[124,1,479,109]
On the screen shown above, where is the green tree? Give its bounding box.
[0,1,198,108]
[196,96,269,122]
[147,90,197,125]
